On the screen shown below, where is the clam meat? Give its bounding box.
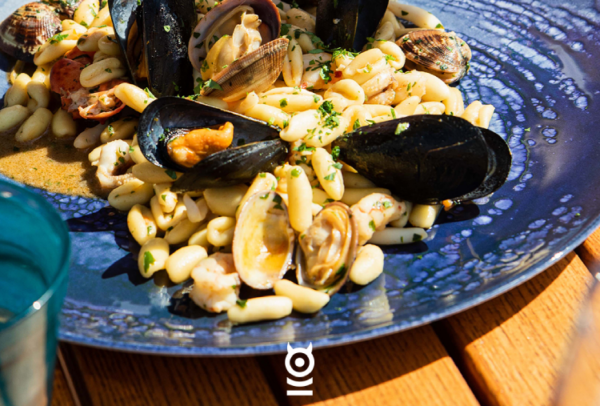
[233,191,295,290]
[188,0,287,101]
[296,202,359,295]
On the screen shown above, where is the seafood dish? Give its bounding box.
[0,0,511,324]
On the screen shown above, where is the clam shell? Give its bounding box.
[0,3,61,63]
[201,37,288,102]
[233,191,295,290]
[188,0,281,68]
[397,30,471,84]
[296,202,358,296]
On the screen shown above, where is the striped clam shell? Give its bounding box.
[0,2,62,63]
[397,29,472,84]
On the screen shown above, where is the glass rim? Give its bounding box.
[0,178,71,332]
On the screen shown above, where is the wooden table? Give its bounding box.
[50,228,600,406]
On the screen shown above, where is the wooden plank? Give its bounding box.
[267,325,480,406]
[62,344,278,406]
[52,362,75,406]
[438,252,593,406]
[576,226,600,274]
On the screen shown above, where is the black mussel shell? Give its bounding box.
[142,0,196,97]
[315,0,389,51]
[172,138,287,191]
[332,115,512,204]
[109,0,140,83]
[138,97,286,190]
[109,0,195,97]
[457,127,512,201]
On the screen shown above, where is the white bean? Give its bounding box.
[204,185,248,217]
[389,201,413,228]
[100,118,138,143]
[409,204,441,229]
[207,216,236,247]
[79,57,126,88]
[369,227,427,245]
[132,162,182,184]
[188,226,210,248]
[138,238,169,278]
[51,108,77,138]
[0,105,30,133]
[227,296,293,324]
[114,83,154,113]
[349,244,384,285]
[5,74,31,107]
[341,188,392,206]
[127,204,157,245]
[183,194,209,223]
[165,246,208,284]
[286,166,313,233]
[74,0,100,28]
[26,81,50,111]
[150,197,187,231]
[274,280,330,313]
[15,108,52,142]
[73,123,107,148]
[165,219,202,245]
[312,148,344,200]
[107,179,154,211]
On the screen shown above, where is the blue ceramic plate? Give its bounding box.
[1,0,599,356]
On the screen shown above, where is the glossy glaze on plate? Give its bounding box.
[1,0,600,355]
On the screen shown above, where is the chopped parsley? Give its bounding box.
[353,119,361,130]
[413,233,423,242]
[273,194,284,210]
[279,98,288,108]
[369,220,376,232]
[395,122,409,135]
[331,146,340,161]
[164,25,171,32]
[143,251,154,273]
[291,167,302,177]
[165,169,177,180]
[236,299,247,308]
[49,32,69,44]
[324,172,336,181]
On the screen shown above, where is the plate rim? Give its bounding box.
[58,211,598,356]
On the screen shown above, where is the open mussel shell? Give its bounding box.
[332,115,512,204]
[397,30,471,84]
[201,38,288,102]
[296,202,358,296]
[315,0,389,51]
[233,191,295,290]
[188,0,281,66]
[137,97,287,190]
[0,3,61,63]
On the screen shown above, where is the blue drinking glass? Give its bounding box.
[0,179,71,406]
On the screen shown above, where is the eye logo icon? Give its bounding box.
[285,343,315,396]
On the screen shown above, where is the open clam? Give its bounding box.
[296,202,359,296]
[137,97,287,191]
[0,2,61,63]
[109,0,196,97]
[188,0,287,101]
[233,191,295,290]
[332,115,512,204]
[397,30,472,84]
